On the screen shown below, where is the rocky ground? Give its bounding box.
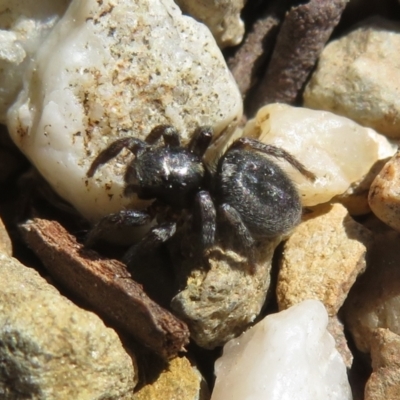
[1,0,400,399]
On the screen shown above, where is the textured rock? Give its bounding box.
[369,151,400,232]
[327,316,353,369]
[304,17,400,139]
[243,103,396,207]
[0,216,12,256]
[175,0,245,48]
[134,356,209,400]
[0,253,138,399]
[365,329,400,400]
[7,0,242,221]
[343,231,400,353]
[277,203,371,316]
[211,300,352,400]
[0,0,69,122]
[171,238,280,349]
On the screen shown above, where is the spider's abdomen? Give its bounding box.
[216,149,302,237]
[136,147,205,208]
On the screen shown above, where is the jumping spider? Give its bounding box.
[86,125,315,265]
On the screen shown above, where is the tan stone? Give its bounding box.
[171,236,280,349]
[0,253,137,399]
[365,329,400,400]
[277,203,371,316]
[369,151,400,232]
[343,231,400,353]
[304,17,400,139]
[134,356,209,400]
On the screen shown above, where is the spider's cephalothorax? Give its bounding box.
[86,125,315,265]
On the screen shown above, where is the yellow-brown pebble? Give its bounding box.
[277,203,371,316]
[369,151,400,232]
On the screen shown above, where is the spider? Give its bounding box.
[86,125,315,265]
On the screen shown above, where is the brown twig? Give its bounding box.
[228,9,282,97]
[19,218,190,359]
[249,0,348,114]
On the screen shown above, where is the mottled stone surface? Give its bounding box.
[7,0,242,221]
[243,103,396,207]
[328,316,353,369]
[343,231,400,353]
[171,238,280,349]
[211,300,352,400]
[175,0,245,48]
[134,356,209,400]
[0,216,12,256]
[277,203,371,316]
[0,253,137,399]
[365,329,400,400]
[0,0,69,122]
[304,17,400,138]
[369,151,400,232]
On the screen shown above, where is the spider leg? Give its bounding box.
[187,126,213,157]
[122,221,177,266]
[145,125,181,147]
[219,203,256,265]
[229,137,316,181]
[87,137,148,177]
[85,209,152,247]
[192,190,217,254]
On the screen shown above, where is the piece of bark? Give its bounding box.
[228,10,281,97]
[249,0,348,113]
[19,218,190,359]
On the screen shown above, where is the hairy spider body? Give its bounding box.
[86,125,315,265]
[215,148,302,238]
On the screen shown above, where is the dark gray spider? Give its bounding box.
[86,125,315,264]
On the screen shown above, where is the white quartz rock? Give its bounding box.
[211,300,352,400]
[0,0,70,122]
[7,0,242,221]
[243,103,396,207]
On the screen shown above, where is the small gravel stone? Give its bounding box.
[369,151,400,232]
[0,252,138,399]
[175,0,245,48]
[304,16,400,139]
[277,203,371,316]
[343,230,400,353]
[243,103,396,207]
[0,0,69,122]
[327,316,354,369]
[7,0,242,221]
[171,238,280,349]
[365,329,400,400]
[211,300,352,400]
[133,356,209,400]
